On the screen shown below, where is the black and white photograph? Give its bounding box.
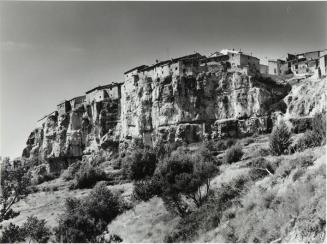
[0,1,326,243]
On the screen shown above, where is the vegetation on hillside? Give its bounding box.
[1,111,325,243]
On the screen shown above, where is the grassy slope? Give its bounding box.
[0,177,133,230]
[106,135,270,242]
[196,145,326,243]
[1,133,324,243]
[106,197,180,243]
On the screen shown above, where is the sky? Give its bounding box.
[0,1,326,159]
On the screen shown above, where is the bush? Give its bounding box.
[226,139,236,148]
[312,110,326,145]
[128,149,158,181]
[55,182,125,242]
[156,149,218,215]
[62,162,81,181]
[164,176,248,242]
[248,157,278,181]
[0,223,25,243]
[74,163,107,189]
[22,216,51,243]
[132,176,163,202]
[269,119,292,155]
[243,138,255,146]
[293,130,319,152]
[0,164,30,222]
[224,144,243,164]
[275,156,314,178]
[0,217,51,243]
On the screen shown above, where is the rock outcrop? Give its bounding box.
[284,77,326,117]
[23,62,292,164]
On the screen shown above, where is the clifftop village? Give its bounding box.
[37,48,327,126]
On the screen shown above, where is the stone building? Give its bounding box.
[69,95,86,109]
[212,49,260,75]
[260,64,268,75]
[319,53,327,77]
[200,55,229,73]
[57,100,72,115]
[287,50,322,75]
[37,111,58,128]
[86,83,122,104]
[268,59,289,75]
[139,53,204,81]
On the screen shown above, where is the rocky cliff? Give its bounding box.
[22,69,291,166]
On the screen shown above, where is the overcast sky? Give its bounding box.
[0,1,326,158]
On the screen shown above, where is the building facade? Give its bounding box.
[259,64,268,75]
[268,59,288,75]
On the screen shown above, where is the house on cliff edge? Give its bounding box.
[85,82,122,104]
[207,49,260,75]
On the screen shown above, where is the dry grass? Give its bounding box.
[0,177,133,231]
[106,197,180,242]
[197,145,326,243]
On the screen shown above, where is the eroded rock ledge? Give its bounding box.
[23,69,291,165]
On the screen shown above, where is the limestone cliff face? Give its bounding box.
[120,70,290,145]
[23,70,291,162]
[284,77,326,118]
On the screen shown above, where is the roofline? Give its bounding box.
[68,95,86,102]
[291,49,327,56]
[238,53,260,60]
[141,53,204,72]
[37,111,57,122]
[124,65,148,75]
[85,82,123,94]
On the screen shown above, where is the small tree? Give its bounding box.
[128,149,157,181]
[55,182,125,242]
[0,163,30,222]
[224,144,243,164]
[156,149,218,216]
[73,162,106,189]
[0,223,25,243]
[269,119,292,156]
[22,216,51,243]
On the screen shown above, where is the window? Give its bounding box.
[175,67,178,70]
[274,68,277,74]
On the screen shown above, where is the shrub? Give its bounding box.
[34,172,56,185]
[164,176,248,242]
[22,216,51,243]
[248,157,277,181]
[0,223,25,243]
[74,162,107,189]
[275,156,314,178]
[85,182,123,222]
[157,150,218,212]
[128,149,158,181]
[224,144,243,164]
[0,164,30,222]
[243,138,255,146]
[312,110,326,145]
[226,138,236,148]
[293,130,319,152]
[132,176,163,201]
[55,182,125,242]
[62,162,81,181]
[269,119,292,155]
[0,217,51,243]
[154,141,180,160]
